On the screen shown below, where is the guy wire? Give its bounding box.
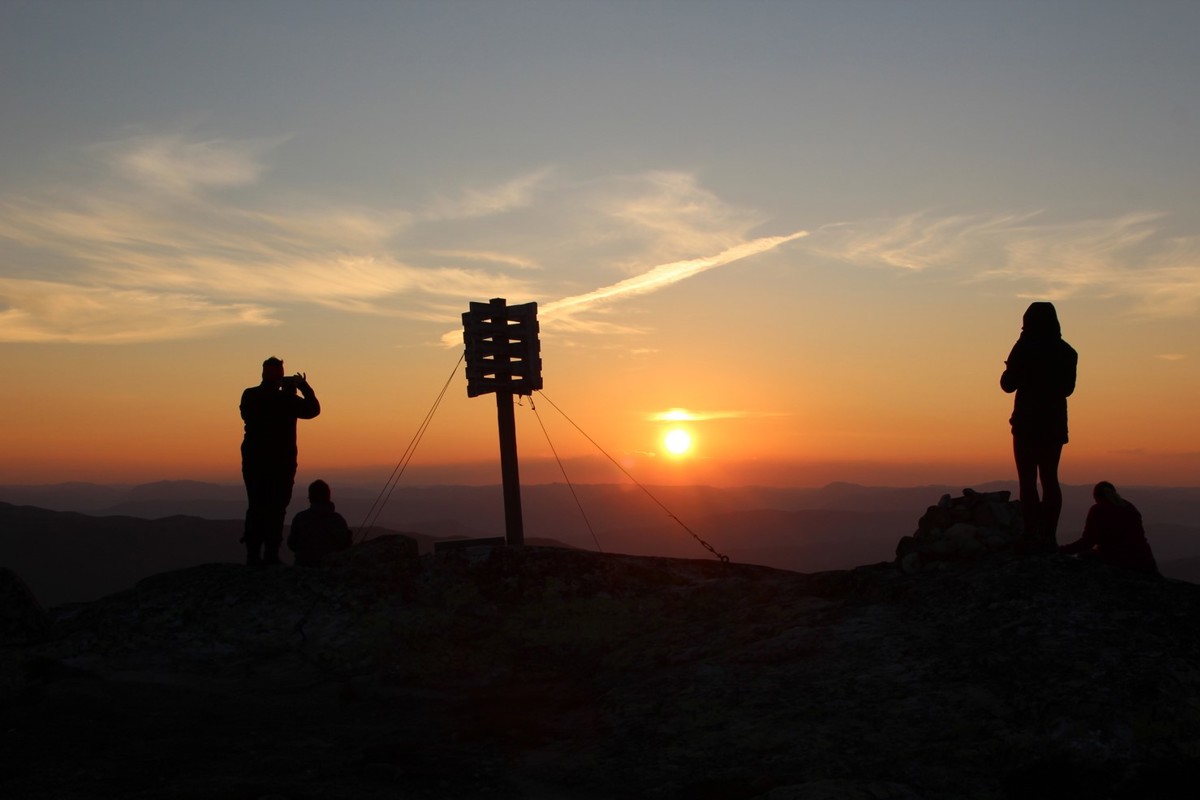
[534,390,730,563]
[527,396,605,554]
[355,351,465,543]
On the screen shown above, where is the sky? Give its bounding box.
[2,0,1199,488]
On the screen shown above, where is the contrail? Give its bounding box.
[440,230,807,345]
[540,231,808,321]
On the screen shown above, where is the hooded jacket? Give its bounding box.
[1000,302,1078,444]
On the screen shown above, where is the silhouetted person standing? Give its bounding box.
[288,479,352,567]
[240,357,320,566]
[1000,302,1077,552]
[1060,481,1157,574]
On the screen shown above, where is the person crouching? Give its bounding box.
[287,479,352,567]
[1059,481,1158,575]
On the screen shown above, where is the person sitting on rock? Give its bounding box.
[1059,481,1158,574]
[287,479,352,567]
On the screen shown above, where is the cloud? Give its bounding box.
[529,173,808,334]
[0,278,276,344]
[413,170,805,345]
[540,231,808,324]
[0,133,544,341]
[0,191,524,319]
[603,171,770,268]
[97,133,283,194]
[423,168,553,220]
[646,408,790,422]
[6,126,1200,351]
[1,134,801,345]
[428,249,542,270]
[437,230,807,346]
[101,254,530,313]
[809,212,1040,272]
[802,210,1200,317]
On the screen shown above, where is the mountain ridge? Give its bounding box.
[5,479,1200,606]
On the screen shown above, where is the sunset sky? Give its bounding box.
[2,1,1199,488]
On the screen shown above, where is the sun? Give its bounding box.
[663,428,692,456]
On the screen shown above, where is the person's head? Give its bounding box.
[1022,302,1062,337]
[1093,480,1122,505]
[308,479,332,504]
[262,356,285,383]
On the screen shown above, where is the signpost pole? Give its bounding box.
[495,388,524,547]
[489,298,525,546]
[462,296,541,548]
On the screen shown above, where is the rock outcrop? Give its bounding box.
[3,533,1200,799]
[895,488,1024,571]
[0,566,50,645]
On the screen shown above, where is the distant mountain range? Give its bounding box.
[3,479,1199,607]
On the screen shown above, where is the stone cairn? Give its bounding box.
[895,488,1023,573]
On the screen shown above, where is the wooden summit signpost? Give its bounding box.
[461,297,542,547]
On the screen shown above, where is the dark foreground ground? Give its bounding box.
[3,539,1200,799]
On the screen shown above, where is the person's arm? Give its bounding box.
[1059,505,1100,555]
[1058,535,1089,555]
[1059,346,1078,398]
[1000,343,1022,394]
[239,387,255,424]
[293,374,321,419]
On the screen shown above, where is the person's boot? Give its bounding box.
[262,544,282,567]
[246,541,264,568]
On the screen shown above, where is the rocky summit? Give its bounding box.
[3,531,1200,800]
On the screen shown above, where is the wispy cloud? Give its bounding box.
[427,249,543,270]
[803,211,1200,317]
[0,133,546,342]
[97,133,284,195]
[437,230,807,346]
[534,172,808,333]
[7,133,808,345]
[10,131,1197,350]
[603,171,770,268]
[0,279,276,344]
[646,408,790,422]
[422,168,553,220]
[809,212,1040,272]
[0,194,524,318]
[2,135,813,346]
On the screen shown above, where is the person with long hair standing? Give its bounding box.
[1001,302,1078,552]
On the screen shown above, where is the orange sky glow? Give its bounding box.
[2,4,1199,489]
[3,307,1197,488]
